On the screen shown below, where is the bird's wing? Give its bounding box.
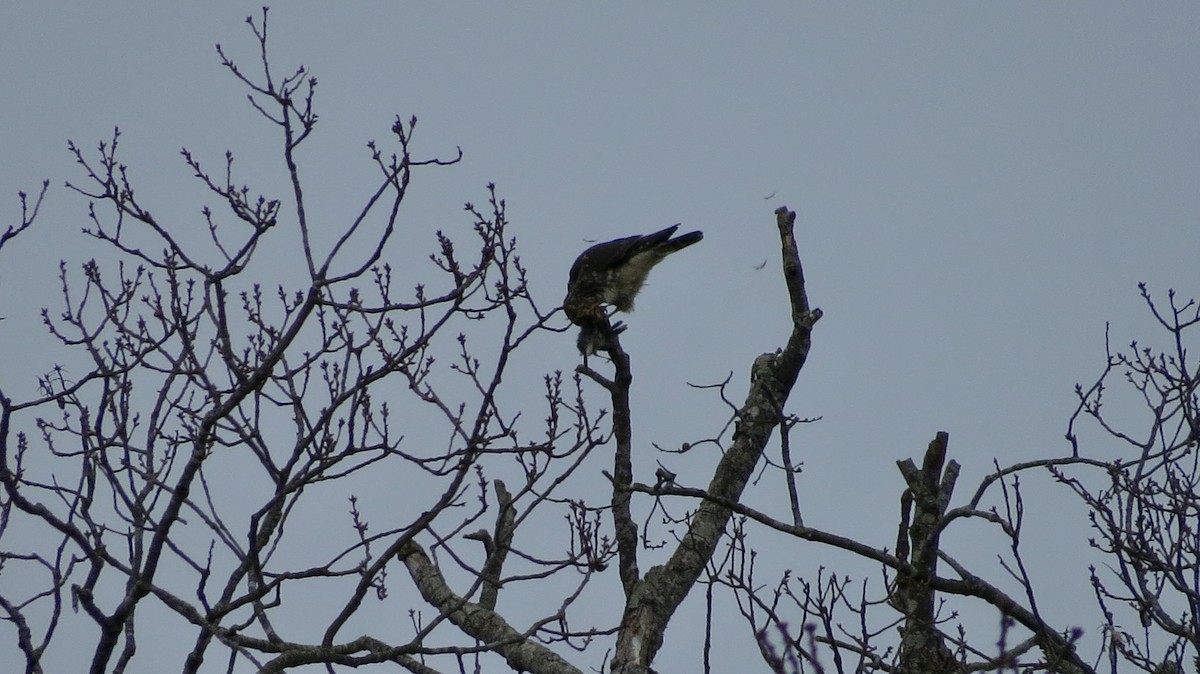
[568,225,682,282]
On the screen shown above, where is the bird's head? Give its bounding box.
[563,296,606,326]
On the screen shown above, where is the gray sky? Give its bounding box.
[1,3,1198,672]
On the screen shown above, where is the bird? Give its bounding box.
[564,224,703,355]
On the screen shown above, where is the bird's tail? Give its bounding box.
[664,228,703,252]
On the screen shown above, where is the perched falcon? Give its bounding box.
[564,224,703,354]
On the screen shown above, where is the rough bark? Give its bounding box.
[606,207,822,673]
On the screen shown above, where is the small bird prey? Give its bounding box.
[564,224,703,354]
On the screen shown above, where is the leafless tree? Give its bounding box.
[686,292,1197,674]
[1057,285,1199,674]
[0,10,603,674]
[1,10,1196,674]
